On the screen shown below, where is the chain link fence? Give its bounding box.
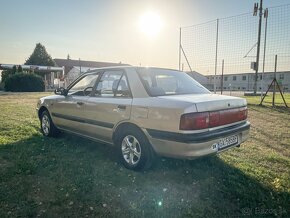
[179,3,290,93]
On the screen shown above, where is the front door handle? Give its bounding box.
[77,102,84,106]
[117,105,126,110]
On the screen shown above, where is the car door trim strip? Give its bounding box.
[51,112,114,129]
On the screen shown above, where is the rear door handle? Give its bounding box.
[117,105,126,110]
[77,102,84,106]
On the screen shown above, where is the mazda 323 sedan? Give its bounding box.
[37,67,250,170]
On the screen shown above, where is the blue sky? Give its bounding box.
[0,0,289,69]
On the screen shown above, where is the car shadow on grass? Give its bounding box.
[0,133,289,218]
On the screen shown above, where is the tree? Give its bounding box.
[17,65,23,73]
[1,70,11,83]
[12,65,17,74]
[25,43,56,66]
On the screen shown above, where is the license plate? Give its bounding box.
[218,135,238,150]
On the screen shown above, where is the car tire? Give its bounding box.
[116,127,156,171]
[40,110,59,137]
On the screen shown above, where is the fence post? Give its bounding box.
[214,19,219,94]
[221,59,224,94]
[272,55,277,106]
[179,28,181,71]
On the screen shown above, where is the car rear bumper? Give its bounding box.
[144,121,250,159]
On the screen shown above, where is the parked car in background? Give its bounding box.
[36,67,250,170]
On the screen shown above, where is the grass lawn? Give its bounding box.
[246,93,290,107]
[0,92,289,218]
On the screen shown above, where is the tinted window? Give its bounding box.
[137,68,210,96]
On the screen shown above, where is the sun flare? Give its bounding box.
[139,11,163,38]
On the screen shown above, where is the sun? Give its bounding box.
[139,11,163,38]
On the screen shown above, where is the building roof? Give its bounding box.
[53,58,130,74]
[186,71,206,78]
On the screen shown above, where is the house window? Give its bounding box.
[279,74,284,80]
[260,75,262,80]
[242,76,246,81]
[224,76,228,81]
[233,76,237,81]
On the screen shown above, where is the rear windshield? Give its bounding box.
[137,68,210,96]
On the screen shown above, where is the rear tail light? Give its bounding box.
[180,112,209,130]
[180,107,247,130]
[209,111,220,127]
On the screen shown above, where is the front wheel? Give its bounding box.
[40,110,59,137]
[117,128,155,171]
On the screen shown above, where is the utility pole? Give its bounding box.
[253,0,263,94]
[261,8,268,99]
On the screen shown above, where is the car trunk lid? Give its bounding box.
[158,93,247,112]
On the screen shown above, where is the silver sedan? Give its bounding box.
[36,67,250,170]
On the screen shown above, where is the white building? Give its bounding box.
[187,71,290,92]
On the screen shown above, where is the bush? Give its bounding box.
[4,73,45,92]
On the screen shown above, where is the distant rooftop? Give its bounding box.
[53,58,130,74]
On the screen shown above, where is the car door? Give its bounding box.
[83,70,133,142]
[51,73,100,134]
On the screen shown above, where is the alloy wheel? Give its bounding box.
[121,135,142,166]
[41,114,50,135]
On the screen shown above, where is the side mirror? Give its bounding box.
[54,87,68,96]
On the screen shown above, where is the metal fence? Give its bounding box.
[179,3,290,93]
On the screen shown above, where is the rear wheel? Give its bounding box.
[40,110,59,137]
[116,127,155,171]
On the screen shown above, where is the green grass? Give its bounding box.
[246,93,290,107]
[0,92,289,217]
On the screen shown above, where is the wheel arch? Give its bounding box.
[112,122,146,144]
[38,106,49,119]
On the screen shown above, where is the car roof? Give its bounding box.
[84,66,183,75]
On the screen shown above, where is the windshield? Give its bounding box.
[137,68,210,96]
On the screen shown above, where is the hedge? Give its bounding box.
[4,73,45,92]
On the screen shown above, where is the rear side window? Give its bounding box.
[137,68,210,96]
[94,71,131,98]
